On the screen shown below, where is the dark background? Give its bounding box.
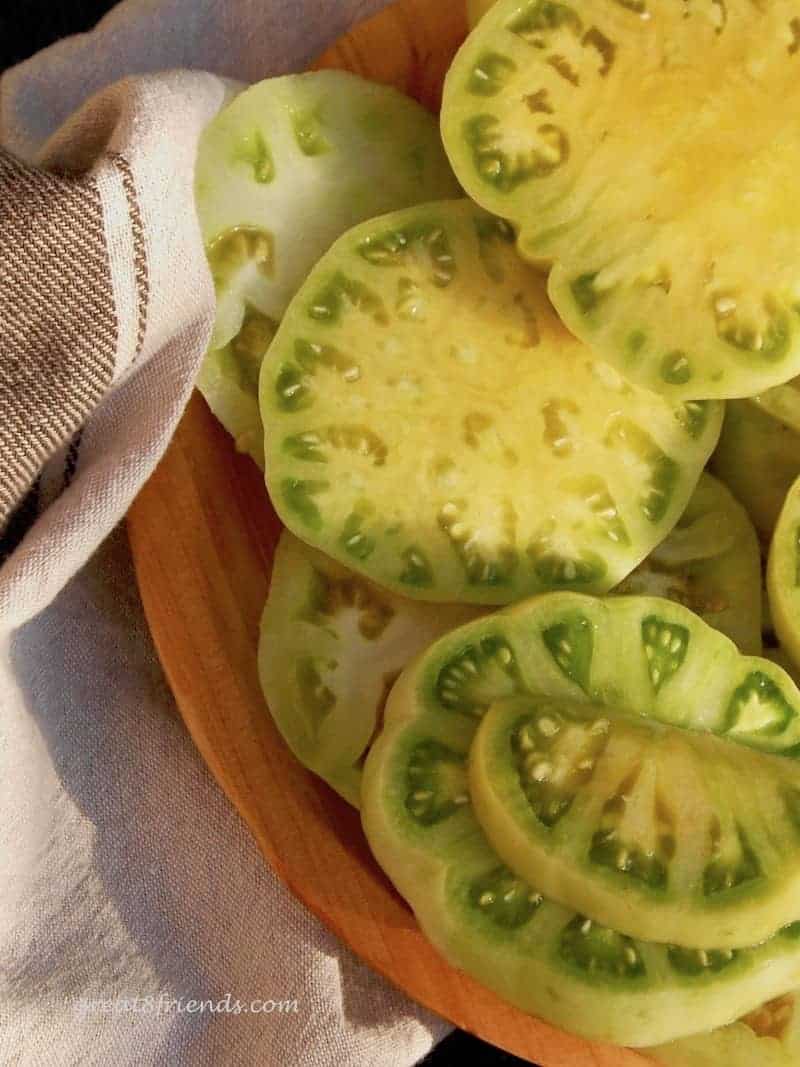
[0,3,532,1066]
[0,2,114,69]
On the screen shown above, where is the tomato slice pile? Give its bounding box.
[194,1,800,1047]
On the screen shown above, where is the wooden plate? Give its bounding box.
[128,4,651,1064]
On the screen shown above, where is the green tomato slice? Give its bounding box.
[196,307,276,465]
[361,593,800,1046]
[194,70,460,465]
[648,991,800,1066]
[768,475,800,678]
[258,531,482,805]
[441,0,800,400]
[615,473,762,655]
[711,399,800,543]
[472,692,800,949]
[261,199,721,605]
[762,573,798,680]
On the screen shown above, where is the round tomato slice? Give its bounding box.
[195,70,460,465]
[767,475,800,678]
[258,531,482,804]
[711,374,800,546]
[614,473,762,654]
[261,199,721,604]
[471,691,800,950]
[442,0,800,400]
[362,595,800,1047]
[711,397,800,544]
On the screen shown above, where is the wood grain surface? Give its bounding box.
[128,4,652,1064]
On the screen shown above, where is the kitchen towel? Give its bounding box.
[0,1,450,1063]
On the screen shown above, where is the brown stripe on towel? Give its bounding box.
[112,152,150,363]
[0,148,117,532]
